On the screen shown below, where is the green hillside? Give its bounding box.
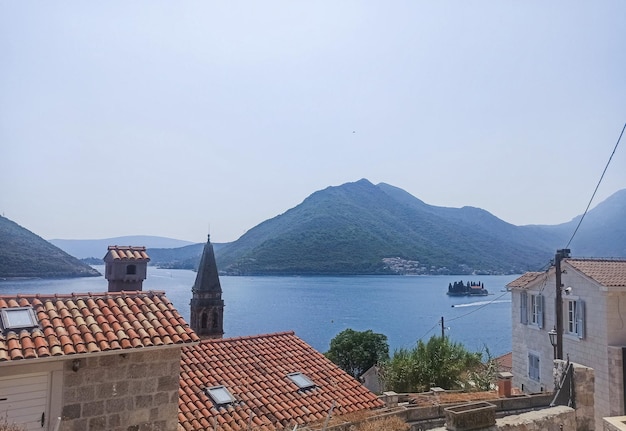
[215,179,557,275]
[0,216,101,278]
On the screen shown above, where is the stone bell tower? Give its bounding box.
[103,246,150,292]
[190,235,224,339]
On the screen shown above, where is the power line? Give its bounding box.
[411,289,511,346]
[565,122,625,249]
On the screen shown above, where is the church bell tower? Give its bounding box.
[190,235,224,339]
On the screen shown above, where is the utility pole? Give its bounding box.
[441,316,445,339]
[555,249,570,360]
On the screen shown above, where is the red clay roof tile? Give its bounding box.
[0,291,199,362]
[178,331,383,431]
[507,259,626,290]
[564,258,626,287]
[104,246,150,261]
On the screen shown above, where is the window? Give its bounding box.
[0,307,38,331]
[126,264,137,275]
[528,353,540,381]
[520,292,544,328]
[520,291,528,325]
[287,372,316,390]
[530,294,544,328]
[205,386,236,406]
[567,299,585,339]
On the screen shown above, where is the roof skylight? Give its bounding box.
[287,372,316,390]
[205,385,236,406]
[0,307,38,331]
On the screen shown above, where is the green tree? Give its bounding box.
[326,328,390,378]
[381,335,482,392]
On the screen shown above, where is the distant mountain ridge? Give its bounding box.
[11,179,626,277]
[49,236,196,259]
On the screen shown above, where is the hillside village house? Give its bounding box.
[0,245,199,430]
[507,257,626,430]
[0,289,199,431]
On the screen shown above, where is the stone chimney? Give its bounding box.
[103,246,150,292]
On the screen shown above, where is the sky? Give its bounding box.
[1,2,625,244]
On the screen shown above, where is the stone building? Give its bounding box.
[189,235,224,339]
[0,290,199,431]
[508,257,626,430]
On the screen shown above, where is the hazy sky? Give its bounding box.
[1,2,625,243]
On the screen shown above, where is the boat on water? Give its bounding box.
[447,280,488,296]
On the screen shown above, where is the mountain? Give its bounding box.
[533,188,626,257]
[11,180,624,277]
[212,179,625,275]
[49,236,196,259]
[147,243,219,270]
[0,216,101,279]
[214,180,540,275]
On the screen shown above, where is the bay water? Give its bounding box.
[0,266,517,357]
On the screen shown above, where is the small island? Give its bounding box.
[447,280,488,296]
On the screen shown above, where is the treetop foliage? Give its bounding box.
[325,328,389,378]
[380,335,483,393]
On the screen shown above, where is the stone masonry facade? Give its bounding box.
[60,348,181,431]
[554,360,595,431]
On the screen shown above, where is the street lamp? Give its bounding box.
[548,326,558,360]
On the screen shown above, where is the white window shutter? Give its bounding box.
[520,291,528,325]
[537,293,544,329]
[576,299,585,339]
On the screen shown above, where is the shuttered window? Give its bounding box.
[528,353,540,381]
[567,299,585,338]
[520,292,528,325]
[575,299,585,339]
[531,293,544,329]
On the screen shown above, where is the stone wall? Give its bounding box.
[553,359,595,431]
[494,405,575,431]
[60,347,181,431]
[604,416,626,431]
[607,346,625,420]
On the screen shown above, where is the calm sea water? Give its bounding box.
[0,266,517,357]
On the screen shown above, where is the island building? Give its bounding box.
[103,245,150,292]
[189,235,224,339]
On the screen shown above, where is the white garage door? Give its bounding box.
[0,372,49,431]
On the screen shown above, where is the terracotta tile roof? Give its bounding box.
[506,271,548,289]
[0,290,199,362]
[495,352,512,372]
[104,245,150,261]
[178,331,384,431]
[565,258,626,288]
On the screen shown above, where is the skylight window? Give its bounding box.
[205,385,236,406]
[287,372,316,390]
[0,307,38,331]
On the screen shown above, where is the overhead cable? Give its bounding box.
[565,122,626,249]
